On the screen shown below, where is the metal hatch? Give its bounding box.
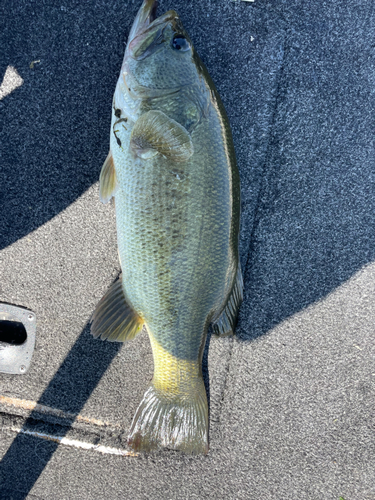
[0,303,36,374]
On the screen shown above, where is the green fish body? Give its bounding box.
[91,0,242,454]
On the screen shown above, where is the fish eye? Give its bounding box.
[172,35,190,51]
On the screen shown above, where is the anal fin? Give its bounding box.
[90,278,143,342]
[212,265,243,337]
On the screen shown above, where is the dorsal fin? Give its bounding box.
[212,265,243,336]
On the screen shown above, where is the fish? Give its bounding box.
[90,0,242,454]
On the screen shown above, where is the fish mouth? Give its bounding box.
[127,0,159,45]
[120,0,187,100]
[126,0,179,59]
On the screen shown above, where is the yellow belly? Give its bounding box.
[148,329,201,397]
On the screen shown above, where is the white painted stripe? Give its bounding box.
[0,395,121,429]
[8,427,138,457]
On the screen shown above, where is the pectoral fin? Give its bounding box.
[212,265,243,337]
[130,110,194,162]
[99,151,117,204]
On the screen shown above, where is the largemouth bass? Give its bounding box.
[91,0,242,454]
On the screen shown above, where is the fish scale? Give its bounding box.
[91,0,242,454]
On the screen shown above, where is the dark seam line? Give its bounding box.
[215,25,290,424]
[243,27,289,281]
[215,336,234,427]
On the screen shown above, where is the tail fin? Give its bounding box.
[128,382,209,454]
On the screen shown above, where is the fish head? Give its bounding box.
[121,0,203,99]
